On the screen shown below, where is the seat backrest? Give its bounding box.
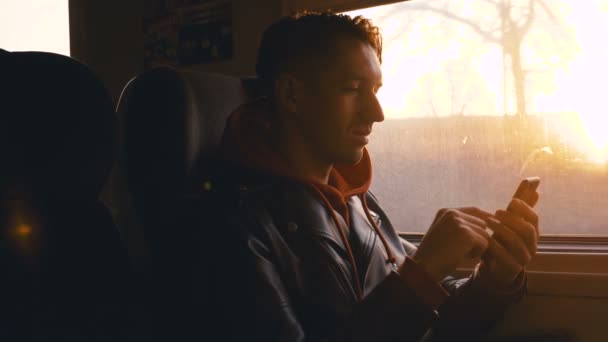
[0,50,130,341]
[109,67,252,339]
[110,67,251,268]
[2,51,116,199]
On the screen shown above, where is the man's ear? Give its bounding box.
[274,74,299,114]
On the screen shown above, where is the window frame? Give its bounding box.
[283,0,404,14]
[401,234,608,253]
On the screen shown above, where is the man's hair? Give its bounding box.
[255,11,382,96]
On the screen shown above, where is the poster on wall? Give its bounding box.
[144,14,179,68]
[143,0,233,68]
[177,2,233,65]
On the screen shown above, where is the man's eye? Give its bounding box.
[342,87,360,93]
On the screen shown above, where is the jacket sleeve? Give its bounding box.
[426,268,526,340]
[398,238,526,341]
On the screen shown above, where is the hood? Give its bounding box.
[219,99,372,219]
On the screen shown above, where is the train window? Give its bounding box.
[0,0,70,55]
[340,0,608,237]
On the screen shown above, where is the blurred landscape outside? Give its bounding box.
[345,0,608,235]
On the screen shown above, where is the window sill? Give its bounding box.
[450,253,608,297]
[400,233,608,254]
[399,233,608,297]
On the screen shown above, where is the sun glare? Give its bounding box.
[534,0,608,162]
[346,0,608,164]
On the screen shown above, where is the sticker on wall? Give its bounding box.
[177,1,233,65]
[143,0,233,68]
[144,13,179,68]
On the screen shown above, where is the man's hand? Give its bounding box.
[479,196,540,288]
[411,207,493,282]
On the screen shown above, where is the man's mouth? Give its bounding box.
[351,127,372,136]
[351,128,372,144]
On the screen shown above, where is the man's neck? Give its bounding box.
[275,130,332,184]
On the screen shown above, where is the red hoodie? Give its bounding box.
[220,98,369,219]
[220,99,448,308]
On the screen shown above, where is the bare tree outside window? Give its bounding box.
[345,0,608,235]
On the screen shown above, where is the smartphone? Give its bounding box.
[511,176,541,208]
[484,177,540,238]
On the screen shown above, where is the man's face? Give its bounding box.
[292,37,384,165]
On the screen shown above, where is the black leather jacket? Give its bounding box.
[203,165,524,342]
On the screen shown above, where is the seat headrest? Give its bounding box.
[1,50,116,200]
[116,67,250,197]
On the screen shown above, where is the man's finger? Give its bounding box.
[462,223,491,259]
[487,217,533,265]
[459,211,491,230]
[485,239,523,274]
[495,210,537,254]
[458,207,494,221]
[433,208,450,222]
[506,198,540,235]
[528,191,540,208]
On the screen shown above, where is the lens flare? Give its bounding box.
[15,224,32,237]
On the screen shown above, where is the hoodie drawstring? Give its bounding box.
[308,187,399,301]
[360,194,397,267]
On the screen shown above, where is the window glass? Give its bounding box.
[0,0,70,56]
[344,0,608,235]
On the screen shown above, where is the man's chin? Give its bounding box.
[336,149,365,165]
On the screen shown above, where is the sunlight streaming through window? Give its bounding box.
[0,0,70,56]
[344,0,608,235]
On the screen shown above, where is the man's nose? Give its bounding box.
[365,93,384,123]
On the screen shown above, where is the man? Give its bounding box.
[213,11,539,341]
